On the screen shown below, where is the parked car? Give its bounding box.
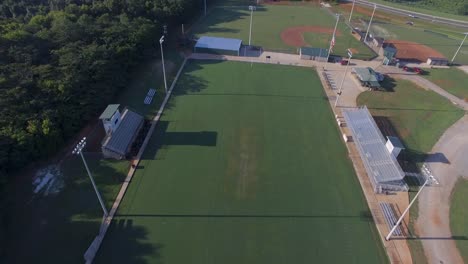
[340,60,349,66]
[414,67,424,74]
[402,66,411,72]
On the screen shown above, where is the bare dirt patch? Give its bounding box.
[281,26,341,47]
[386,40,445,62]
[349,47,359,54]
[340,3,398,21]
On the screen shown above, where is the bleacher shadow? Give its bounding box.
[379,76,397,92]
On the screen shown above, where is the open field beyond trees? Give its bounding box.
[96,60,388,263]
[450,178,468,263]
[191,5,375,59]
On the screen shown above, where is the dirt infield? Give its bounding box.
[386,40,446,62]
[281,26,340,47]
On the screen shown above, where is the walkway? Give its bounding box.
[83,59,188,263]
[416,115,468,264]
[377,66,468,111]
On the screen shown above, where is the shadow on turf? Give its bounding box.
[94,218,160,264]
[119,211,374,222]
[3,154,149,263]
[142,121,218,160]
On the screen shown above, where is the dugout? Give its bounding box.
[299,47,328,62]
[194,36,242,56]
[427,57,448,66]
[382,44,397,65]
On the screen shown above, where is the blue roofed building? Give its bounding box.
[194,36,242,56]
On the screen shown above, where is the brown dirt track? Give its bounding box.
[281,26,340,47]
[386,40,446,62]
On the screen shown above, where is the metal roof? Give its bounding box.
[99,104,120,120]
[343,107,406,184]
[102,109,143,156]
[195,36,242,51]
[300,47,328,58]
[352,67,381,88]
[387,136,405,149]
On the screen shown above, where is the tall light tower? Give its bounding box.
[248,5,256,46]
[364,4,377,44]
[204,0,207,16]
[159,35,168,93]
[335,49,353,108]
[451,32,468,64]
[349,0,356,23]
[73,137,108,217]
[386,175,436,240]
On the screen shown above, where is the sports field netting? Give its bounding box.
[96,61,388,263]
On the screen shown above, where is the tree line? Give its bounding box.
[0,0,206,257]
[0,0,203,184]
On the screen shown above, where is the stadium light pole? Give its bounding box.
[159,36,168,93]
[349,0,356,22]
[334,49,353,108]
[73,137,109,217]
[327,14,340,62]
[204,0,207,16]
[364,4,377,44]
[451,32,468,64]
[386,175,435,240]
[248,5,256,46]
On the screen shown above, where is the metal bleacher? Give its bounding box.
[144,88,156,105]
[380,202,404,237]
[322,71,337,90]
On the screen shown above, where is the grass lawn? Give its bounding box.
[357,78,464,155]
[96,60,388,263]
[191,5,375,59]
[357,77,464,264]
[363,0,468,22]
[423,68,468,101]
[450,178,468,263]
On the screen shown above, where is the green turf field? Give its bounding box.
[423,68,468,100]
[96,60,388,263]
[450,178,468,263]
[191,5,375,59]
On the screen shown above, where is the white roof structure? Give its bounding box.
[343,107,408,192]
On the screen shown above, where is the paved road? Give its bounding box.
[348,0,468,30]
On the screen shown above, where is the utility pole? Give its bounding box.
[327,14,340,62]
[451,32,468,64]
[364,4,377,44]
[349,0,356,23]
[159,35,168,93]
[335,49,353,108]
[73,137,109,217]
[386,175,435,240]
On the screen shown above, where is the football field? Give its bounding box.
[96,61,388,263]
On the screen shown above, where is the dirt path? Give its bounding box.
[416,115,468,264]
[378,65,468,263]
